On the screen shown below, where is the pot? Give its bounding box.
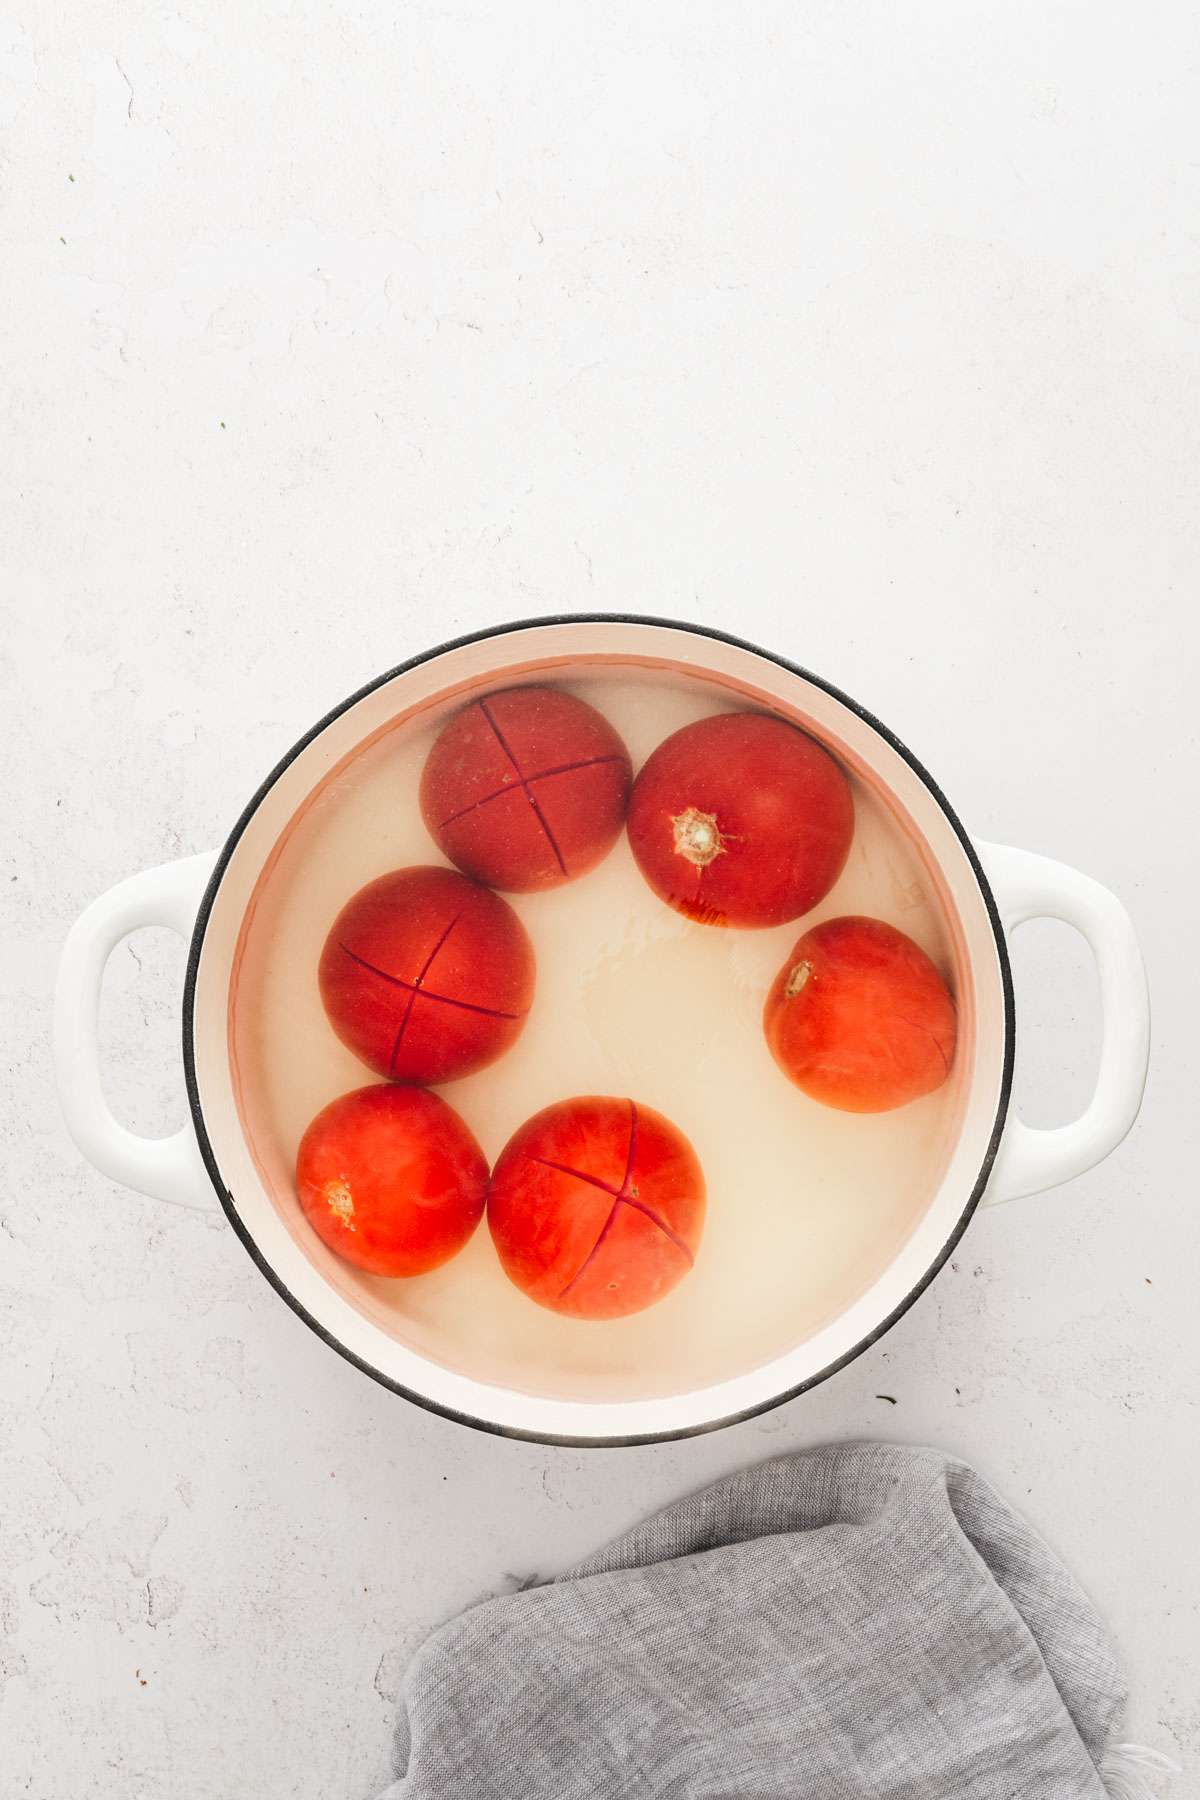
[54,617,1149,1444]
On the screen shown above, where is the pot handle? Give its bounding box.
[975,841,1149,1204]
[54,853,220,1211]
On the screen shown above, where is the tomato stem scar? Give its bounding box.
[324,1178,356,1231]
[671,805,725,867]
[785,960,814,998]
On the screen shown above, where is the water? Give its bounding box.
[230,665,967,1404]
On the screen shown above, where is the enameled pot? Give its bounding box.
[54,617,1149,1444]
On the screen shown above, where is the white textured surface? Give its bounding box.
[3,4,1198,1794]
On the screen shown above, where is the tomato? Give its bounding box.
[487,1096,705,1320]
[420,685,632,892]
[626,712,854,928]
[318,866,535,1083]
[763,916,957,1112]
[295,1084,487,1276]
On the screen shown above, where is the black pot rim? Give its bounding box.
[181,613,1015,1448]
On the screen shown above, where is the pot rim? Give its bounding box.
[181,613,1016,1447]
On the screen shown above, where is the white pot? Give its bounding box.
[54,618,1149,1444]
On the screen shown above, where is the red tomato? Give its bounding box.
[296,1084,487,1276]
[319,866,535,1083]
[487,1096,705,1320]
[763,916,957,1112]
[627,712,854,928]
[420,686,632,892]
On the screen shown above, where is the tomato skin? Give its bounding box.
[487,1096,705,1320]
[763,916,957,1112]
[627,712,854,929]
[296,1084,488,1276]
[318,866,535,1084]
[421,686,632,892]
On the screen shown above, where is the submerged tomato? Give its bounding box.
[487,1096,706,1320]
[763,915,957,1112]
[296,1084,488,1276]
[421,686,632,892]
[627,712,854,928]
[319,866,535,1083]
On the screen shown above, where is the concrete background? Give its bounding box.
[3,3,1198,1794]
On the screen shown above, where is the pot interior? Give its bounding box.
[190,622,1005,1438]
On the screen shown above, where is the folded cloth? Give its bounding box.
[379,1442,1170,1799]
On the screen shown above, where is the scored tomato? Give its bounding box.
[318,865,535,1084]
[626,711,854,928]
[420,686,632,892]
[763,915,957,1112]
[487,1095,706,1320]
[296,1084,488,1277]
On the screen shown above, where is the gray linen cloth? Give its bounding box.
[379,1442,1165,1799]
